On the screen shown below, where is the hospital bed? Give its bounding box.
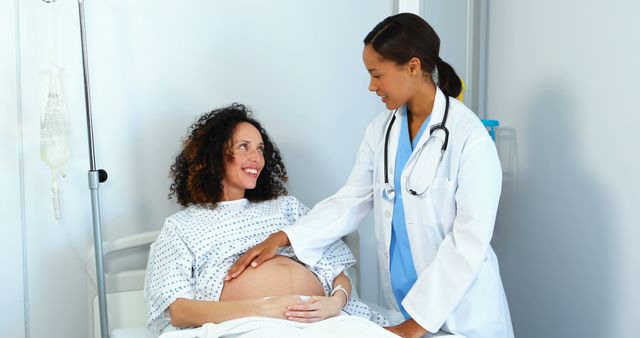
[86,230,159,338]
[86,231,460,338]
[86,231,364,338]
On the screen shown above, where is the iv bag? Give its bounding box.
[40,65,70,219]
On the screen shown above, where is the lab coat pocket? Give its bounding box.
[423,177,456,228]
[411,225,442,273]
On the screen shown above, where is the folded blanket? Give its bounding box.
[158,315,399,338]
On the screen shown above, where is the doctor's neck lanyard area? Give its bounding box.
[383,95,450,199]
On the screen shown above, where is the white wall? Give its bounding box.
[487,1,640,337]
[11,1,393,337]
[421,0,474,109]
[19,2,640,337]
[0,0,26,336]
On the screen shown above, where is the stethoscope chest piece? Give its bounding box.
[383,184,395,200]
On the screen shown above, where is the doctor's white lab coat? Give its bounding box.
[285,87,514,338]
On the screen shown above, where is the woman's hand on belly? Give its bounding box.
[168,295,308,327]
[284,295,345,323]
[256,295,308,320]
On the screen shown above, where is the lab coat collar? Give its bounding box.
[412,86,447,152]
[383,86,446,191]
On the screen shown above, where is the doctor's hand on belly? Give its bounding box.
[226,231,289,280]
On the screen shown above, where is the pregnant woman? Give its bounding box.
[143,103,386,333]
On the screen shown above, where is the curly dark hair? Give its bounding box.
[169,103,288,207]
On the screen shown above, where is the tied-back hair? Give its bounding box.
[169,103,287,207]
[364,13,462,98]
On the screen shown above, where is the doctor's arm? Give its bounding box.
[385,319,428,338]
[228,121,378,278]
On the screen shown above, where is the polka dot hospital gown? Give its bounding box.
[144,196,389,332]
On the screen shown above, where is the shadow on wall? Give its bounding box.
[490,126,517,248]
[493,82,613,338]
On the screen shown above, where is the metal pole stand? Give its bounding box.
[77,0,110,337]
[88,169,109,338]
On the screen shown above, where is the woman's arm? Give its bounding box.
[330,272,351,308]
[168,295,302,327]
[284,271,352,323]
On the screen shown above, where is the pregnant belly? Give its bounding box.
[220,255,325,301]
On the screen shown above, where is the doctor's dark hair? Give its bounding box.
[169,103,288,207]
[364,13,462,98]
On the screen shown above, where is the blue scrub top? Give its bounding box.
[390,107,431,319]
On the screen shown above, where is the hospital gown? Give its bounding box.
[144,196,388,332]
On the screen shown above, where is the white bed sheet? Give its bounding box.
[158,315,397,338]
[156,316,464,338]
[111,327,158,338]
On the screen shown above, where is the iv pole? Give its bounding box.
[77,0,110,337]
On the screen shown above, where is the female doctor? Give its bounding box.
[228,13,514,338]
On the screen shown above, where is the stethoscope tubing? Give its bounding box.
[383,95,450,197]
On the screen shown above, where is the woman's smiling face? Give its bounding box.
[221,122,265,200]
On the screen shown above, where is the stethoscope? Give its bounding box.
[383,95,450,199]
